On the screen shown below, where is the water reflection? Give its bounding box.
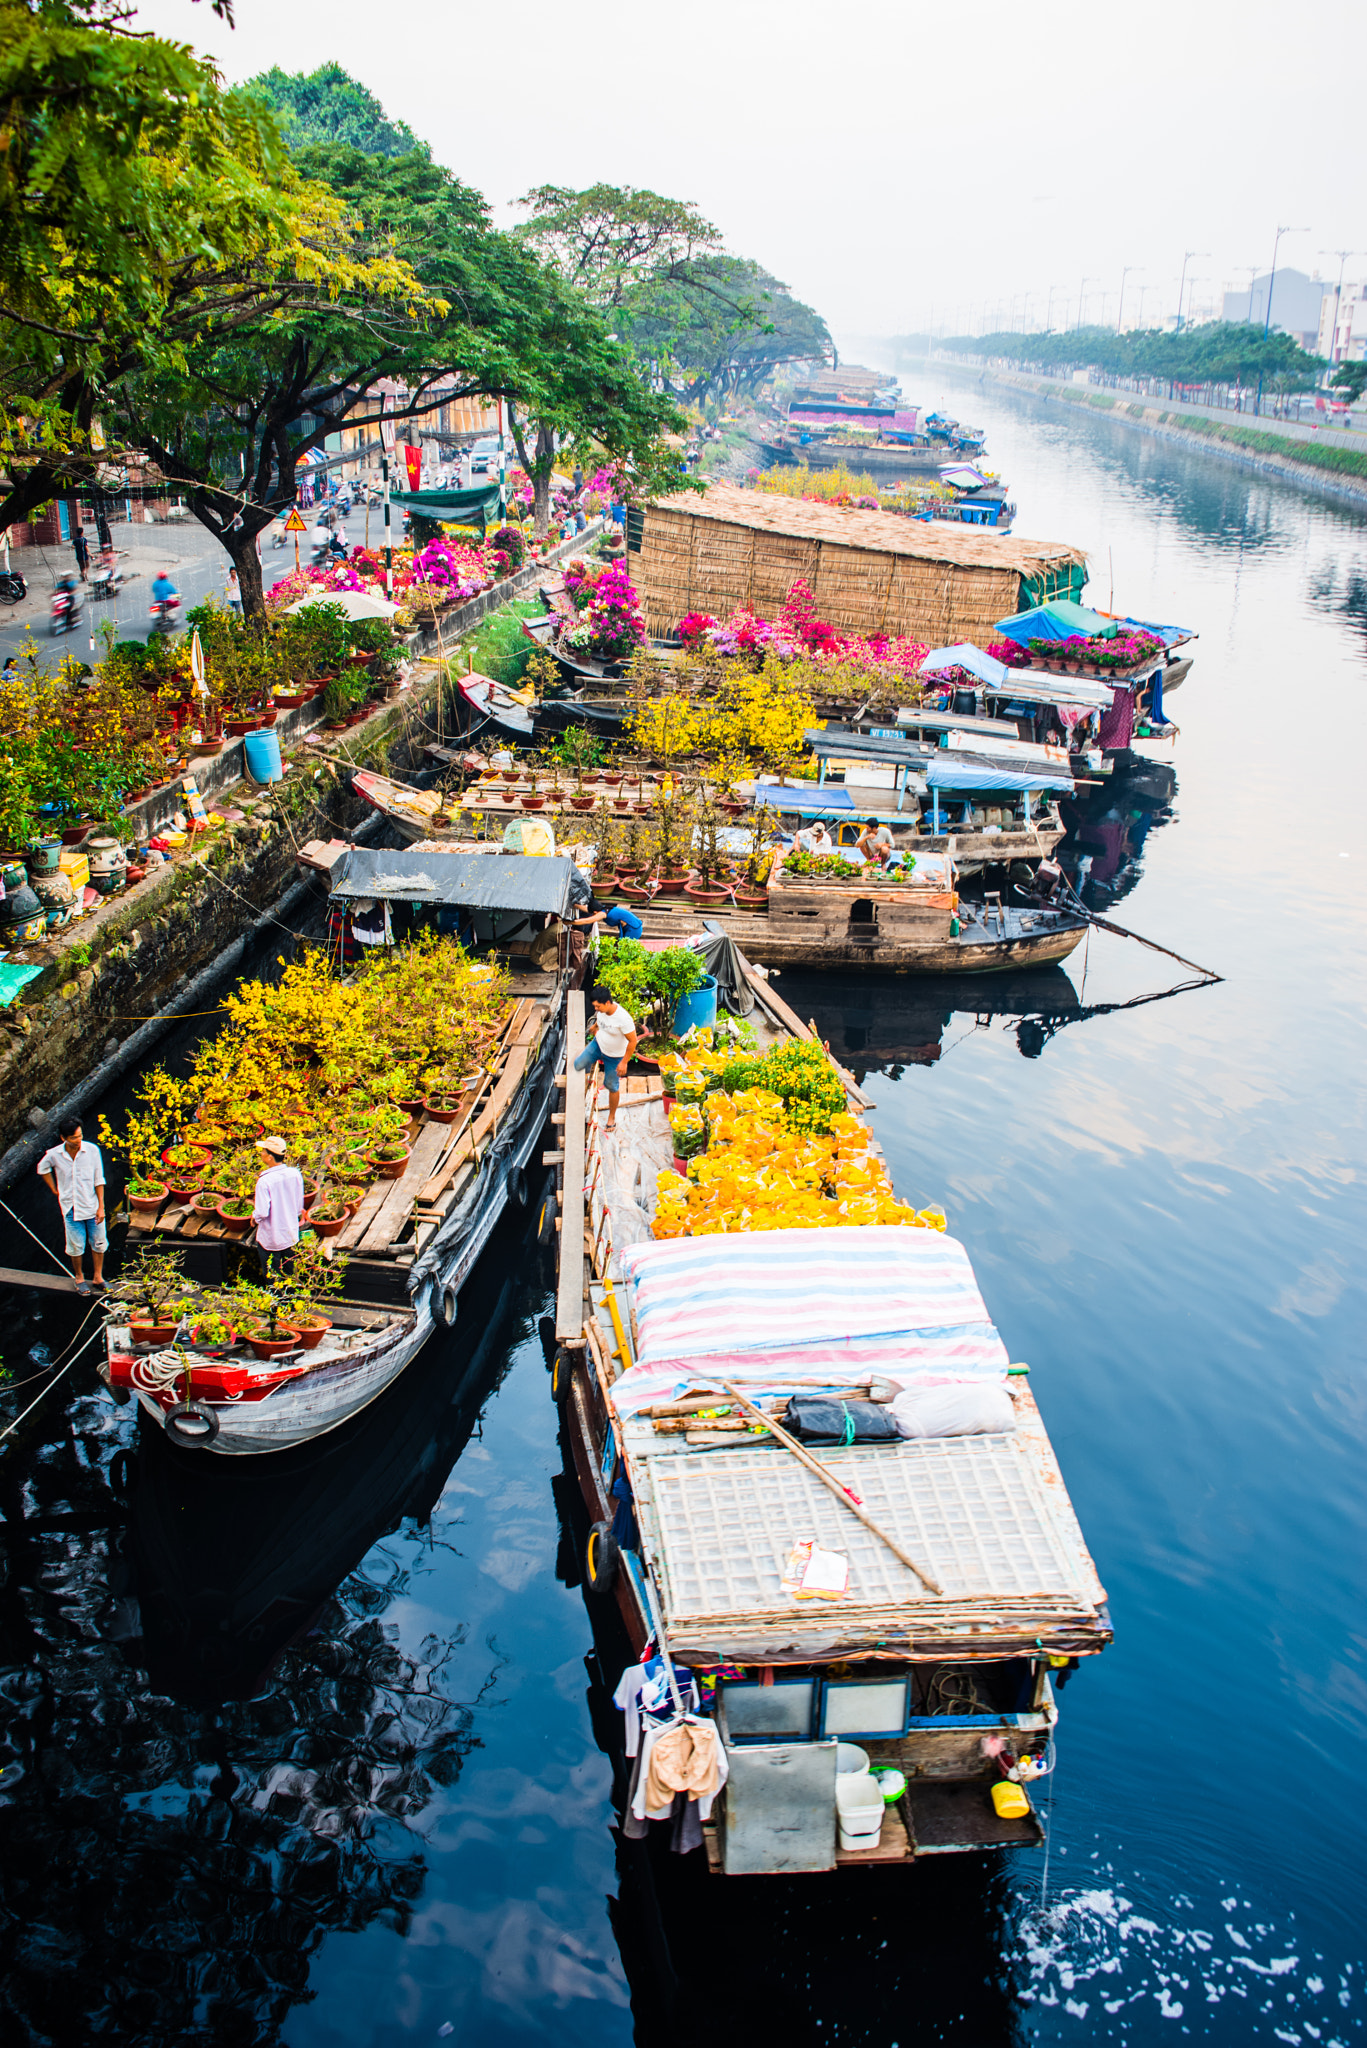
[0,1204,546,2046]
[1058,755,1178,912]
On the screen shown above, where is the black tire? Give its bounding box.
[584,1521,620,1600]
[536,1190,556,1245]
[550,1346,575,1408]
[163,1401,220,1447]
[538,1314,557,1366]
[435,1284,459,1328]
[508,1166,528,1208]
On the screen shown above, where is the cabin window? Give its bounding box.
[722,1678,819,1743]
[849,899,878,929]
[819,1675,913,1739]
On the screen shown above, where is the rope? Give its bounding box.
[0,1300,106,1446]
[0,1194,82,1278]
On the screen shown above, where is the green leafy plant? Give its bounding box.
[110,1247,192,1326]
[595,936,704,1040]
[717,1038,847,1135]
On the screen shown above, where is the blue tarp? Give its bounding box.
[1116,614,1194,646]
[754,782,855,814]
[920,643,1010,687]
[993,601,1115,646]
[926,758,1074,795]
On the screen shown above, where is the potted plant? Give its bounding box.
[188,1305,239,1350]
[225,1277,302,1359]
[685,800,731,903]
[161,1139,215,1176]
[278,1232,345,1349]
[368,1139,411,1180]
[307,1198,350,1238]
[110,1248,192,1346]
[216,1195,256,1237]
[127,1175,170,1216]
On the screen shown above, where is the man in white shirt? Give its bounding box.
[796,821,834,855]
[252,1136,306,1275]
[857,817,895,868]
[37,1115,107,1294]
[573,983,639,1133]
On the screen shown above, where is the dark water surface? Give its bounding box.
[2,385,1365,2046]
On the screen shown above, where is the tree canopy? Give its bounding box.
[941,321,1324,394]
[246,62,429,160]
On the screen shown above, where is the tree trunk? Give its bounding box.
[225,526,267,622]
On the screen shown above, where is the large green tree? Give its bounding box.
[940,321,1323,404]
[626,255,832,406]
[246,61,430,160]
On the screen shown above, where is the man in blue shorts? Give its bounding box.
[37,1115,107,1294]
[573,982,639,1133]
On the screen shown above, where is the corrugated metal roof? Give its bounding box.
[328,846,579,915]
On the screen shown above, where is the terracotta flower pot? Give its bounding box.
[273,691,306,710]
[653,876,688,895]
[423,1095,465,1124]
[216,1203,255,1237]
[165,1180,203,1205]
[734,889,769,910]
[568,794,596,811]
[292,1317,333,1352]
[369,1147,411,1180]
[162,1143,214,1174]
[307,1209,349,1238]
[128,1184,169,1215]
[243,1326,303,1360]
[520,796,547,811]
[617,884,652,905]
[685,882,731,904]
[394,1094,426,1116]
[191,1192,225,1218]
[129,1320,177,1346]
[224,717,254,737]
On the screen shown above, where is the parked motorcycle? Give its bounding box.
[0,568,27,607]
[148,594,182,635]
[50,578,85,635]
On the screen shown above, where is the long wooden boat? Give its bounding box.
[552,973,1110,1871]
[99,849,577,1455]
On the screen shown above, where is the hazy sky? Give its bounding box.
[139,0,1366,347]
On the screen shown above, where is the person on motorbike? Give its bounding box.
[151,570,179,607]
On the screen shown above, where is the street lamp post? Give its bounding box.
[1075,278,1094,331]
[1175,251,1209,334]
[1117,266,1141,332]
[1319,249,1361,366]
[1254,225,1308,415]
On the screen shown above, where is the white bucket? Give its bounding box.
[836,1771,884,1851]
[835,1742,870,1777]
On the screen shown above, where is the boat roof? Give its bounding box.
[327,846,581,916]
[804,727,930,769]
[984,674,1116,710]
[895,707,1020,738]
[920,642,1011,687]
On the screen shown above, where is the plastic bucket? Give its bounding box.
[835,1742,870,1777]
[836,1773,885,1849]
[673,973,718,1036]
[991,1780,1031,1820]
[244,729,283,783]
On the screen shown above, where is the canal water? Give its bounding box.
[1,382,1364,2045]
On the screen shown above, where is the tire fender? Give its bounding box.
[163,1401,220,1447]
[585,1521,620,1600]
[435,1284,459,1327]
[550,1347,575,1407]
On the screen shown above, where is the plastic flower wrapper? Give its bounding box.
[668,1103,706,1158]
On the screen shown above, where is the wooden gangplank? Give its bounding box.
[554,988,587,1345]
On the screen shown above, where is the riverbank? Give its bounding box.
[940,361,1367,507]
[0,521,605,1169]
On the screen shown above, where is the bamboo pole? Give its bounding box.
[713,1379,945,1597]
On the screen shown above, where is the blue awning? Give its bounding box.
[926,759,1074,795]
[993,601,1115,646]
[1115,613,1195,646]
[754,781,856,814]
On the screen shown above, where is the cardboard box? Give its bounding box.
[58,850,90,894]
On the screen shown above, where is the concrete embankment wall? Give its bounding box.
[943,363,1367,509]
[0,521,607,1172]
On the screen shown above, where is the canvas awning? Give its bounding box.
[920,642,1010,687]
[328,846,579,915]
[390,484,502,527]
[993,600,1116,645]
[803,727,931,769]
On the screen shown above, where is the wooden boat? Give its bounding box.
[551,974,1111,1872]
[628,858,1086,974]
[100,848,578,1455]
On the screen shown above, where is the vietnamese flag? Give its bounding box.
[402,443,422,492]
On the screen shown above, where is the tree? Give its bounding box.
[513,182,721,308]
[0,3,427,572]
[939,320,1322,399]
[246,61,430,160]
[1331,361,1367,404]
[626,256,832,407]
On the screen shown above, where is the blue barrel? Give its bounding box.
[673,973,718,1036]
[243,728,282,783]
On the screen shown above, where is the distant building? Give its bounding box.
[1221,268,1326,353]
[1317,282,1367,365]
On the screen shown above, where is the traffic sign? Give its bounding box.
[283,507,307,533]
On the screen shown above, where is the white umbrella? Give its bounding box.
[284,588,397,621]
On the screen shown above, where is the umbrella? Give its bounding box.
[284,588,398,621]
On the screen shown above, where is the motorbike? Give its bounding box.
[90,556,127,600]
[148,594,182,635]
[50,581,85,635]
[0,568,27,607]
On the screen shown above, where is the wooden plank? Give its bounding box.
[354,1121,451,1257]
[412,996,536,1206]
[555,989,586,1344]
[0,1265,83,1295]
[333,1180,390,1252]
[417,1002,546,1207]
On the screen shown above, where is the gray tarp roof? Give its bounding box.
[328,847,580,916]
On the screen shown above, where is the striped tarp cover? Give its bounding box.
[612,1227,1009,1415]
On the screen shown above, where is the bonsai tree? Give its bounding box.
[279,1231,347,1330]
[110,1248,192,1330]
[221,1274,295,1341]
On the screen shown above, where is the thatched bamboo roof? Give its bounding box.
[636,483,1088,645]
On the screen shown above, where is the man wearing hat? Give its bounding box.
[252,1136,305,1275]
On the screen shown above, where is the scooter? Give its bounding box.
[148,594,182,635]
[90,554,127,600]
[50,580,85,635]
[0,568,26,607]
